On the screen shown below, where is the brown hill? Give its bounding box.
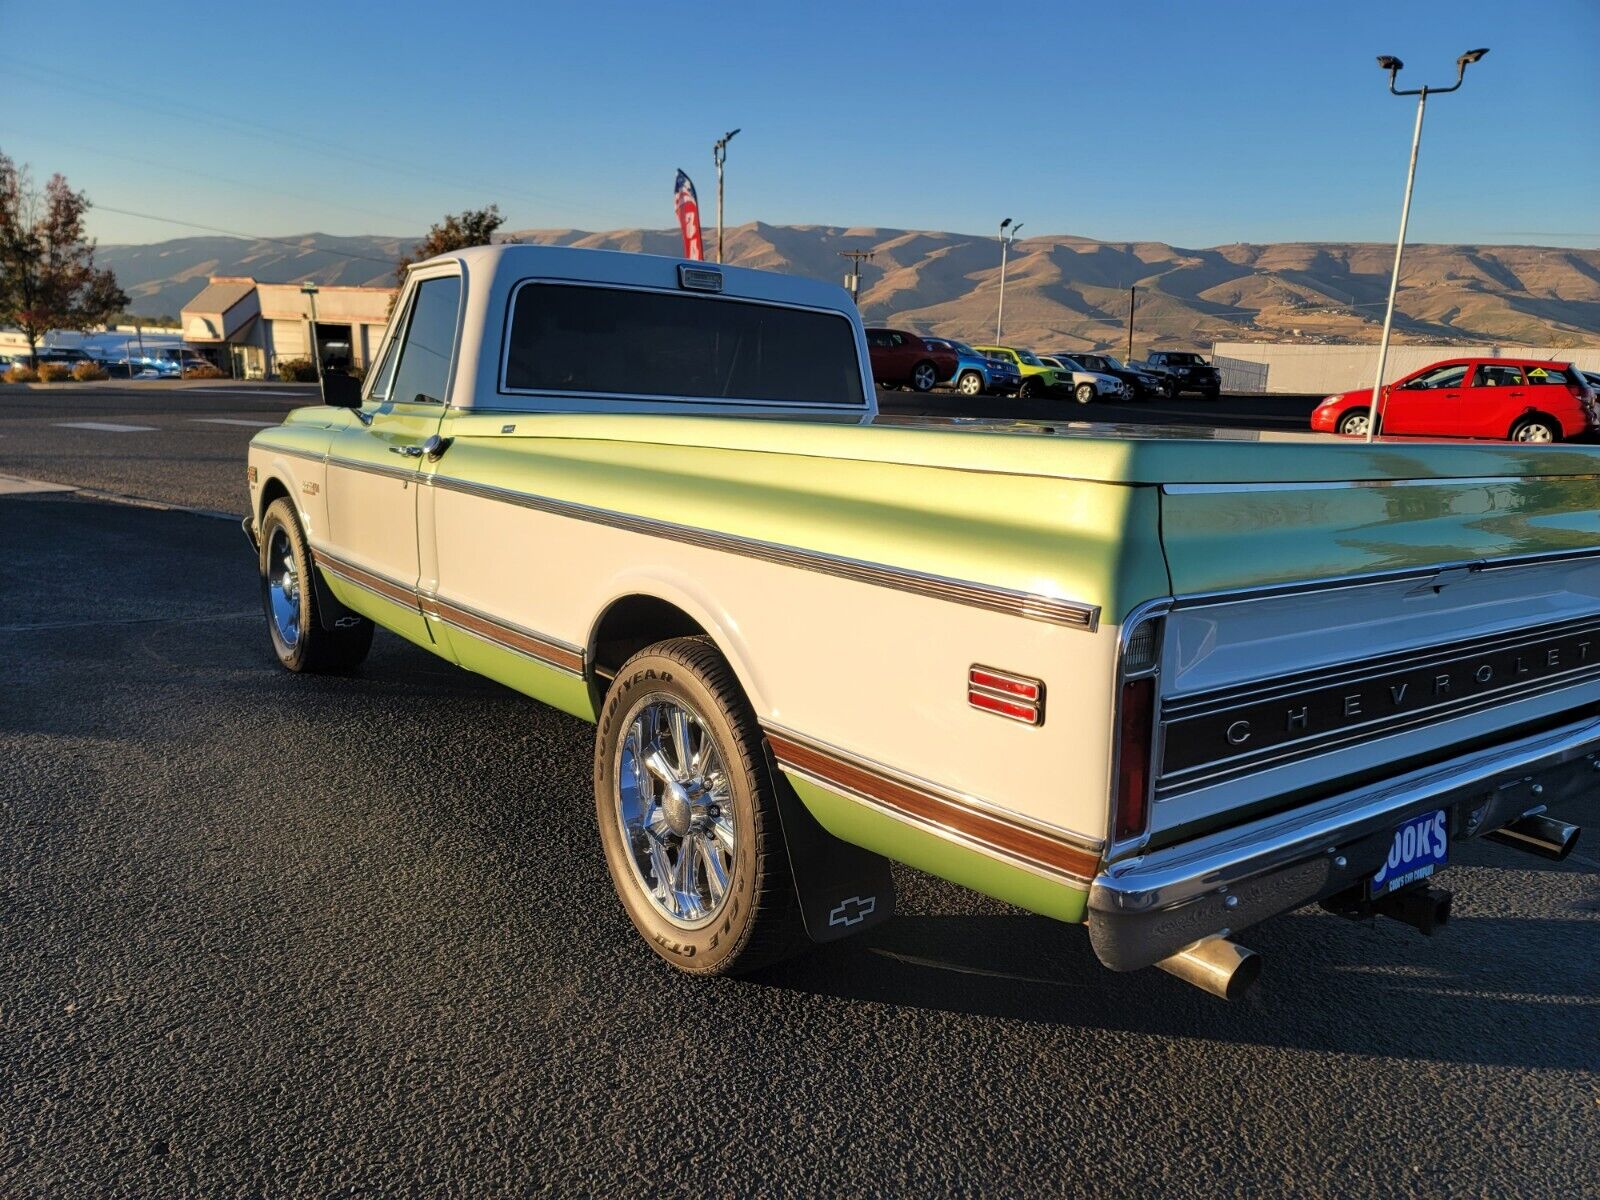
[509,223,1600,354]
[100,225,1600,354]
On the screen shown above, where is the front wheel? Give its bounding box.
[1018,377,1041,400]
[1074,381,1096,405]
[1510,417,1560,443]
[594,637,808,976]
[956,370,984,397]
[1336,408,1375,438]
[258,497,373,672]
[910,360,938,392]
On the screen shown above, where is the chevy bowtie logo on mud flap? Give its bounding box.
[828,895,877,927]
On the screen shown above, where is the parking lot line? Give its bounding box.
[187,388,310,397]
[190,418,277,428]
[0,474,75,496]
[53,422,158,432]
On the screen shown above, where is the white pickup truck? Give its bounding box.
[244,244,1594,999]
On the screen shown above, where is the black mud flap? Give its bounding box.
[308,562,367,633]
[767,756,895,943]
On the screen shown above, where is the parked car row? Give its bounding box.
[1313,357,1599,443]
[866,326,1223,404]
[3,344,224,378]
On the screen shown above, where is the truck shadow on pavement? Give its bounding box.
[754,900,1600,1070]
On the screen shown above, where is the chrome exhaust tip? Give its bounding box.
[1155,935,1260,1001]
[1485,813,1581,862]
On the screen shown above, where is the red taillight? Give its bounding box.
[1114,675,1155,840]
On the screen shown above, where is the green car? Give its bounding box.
[971,344,1063,398]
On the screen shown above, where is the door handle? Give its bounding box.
[389,444,424,458]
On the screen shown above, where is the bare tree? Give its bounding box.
[0,153,128,364]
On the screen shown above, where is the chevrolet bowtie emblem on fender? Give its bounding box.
[828,895,877,927]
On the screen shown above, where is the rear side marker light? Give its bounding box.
[1115,675,1156,840]
[969,666,1044,726]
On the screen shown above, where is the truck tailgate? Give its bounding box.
[1146,470,1600,845]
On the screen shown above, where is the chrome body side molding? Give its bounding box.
[428,473,1102,632]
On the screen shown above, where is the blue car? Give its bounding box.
[923,337,1022,397]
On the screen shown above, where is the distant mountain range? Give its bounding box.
[99,225,1600,352]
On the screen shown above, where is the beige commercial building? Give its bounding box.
[182,277,395,378]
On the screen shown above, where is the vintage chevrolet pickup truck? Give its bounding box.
[244,245,1594,999]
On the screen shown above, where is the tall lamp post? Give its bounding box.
[995,218,1022,343]
[713,127,741,264]
[1364,48,1488,443]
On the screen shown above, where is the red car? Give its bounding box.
[866,328,958,393]
[1312,357,1597,443]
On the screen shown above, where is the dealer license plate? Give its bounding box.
[1369,809,1449,898]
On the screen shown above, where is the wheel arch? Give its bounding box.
[256,474,293,525]
[586,579,769,717]
[1510,409,1563,440]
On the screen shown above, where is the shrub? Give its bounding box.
[183,363,225,379]
[4,365,39,383]
[36,363,73,382]
[277,357,318,382]
[72,361,110,381]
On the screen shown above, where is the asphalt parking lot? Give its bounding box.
[2,383,1597,1195]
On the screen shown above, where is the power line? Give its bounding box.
[0,125,419,232]
[6,63,639,224]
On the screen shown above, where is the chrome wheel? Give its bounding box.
[615,697,735,928]
[958,371,983,396]
[912,362,937,392]
[266,525,301,648]
[1075,382,1095,405]
[1339,411,1371,438]
[1514,422,1554,443]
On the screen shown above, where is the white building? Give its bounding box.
[1213,341,1600,395]
[181,277,395,378]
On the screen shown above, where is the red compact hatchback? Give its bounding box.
[1312,358,1597,442]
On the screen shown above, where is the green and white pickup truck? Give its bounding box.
[245,245,1596,999]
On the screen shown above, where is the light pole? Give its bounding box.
[1125,285,1138,363]
[301,283,324,388]
[995,218,1022,343]
[1364,48,1488,442]
[713,127,740,264]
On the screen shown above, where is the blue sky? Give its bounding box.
[2,0,1596,248]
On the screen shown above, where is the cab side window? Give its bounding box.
[389,276,462,405]
[1474,364,1524,388]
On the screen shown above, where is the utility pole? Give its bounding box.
[301,283,324,388]
[838,249,875,304]
[995,218,1022,343]
[1125,285,1138,362]
[713,128,741,264]
[1364,48,1488,442]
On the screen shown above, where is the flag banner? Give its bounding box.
[673,169,705,261]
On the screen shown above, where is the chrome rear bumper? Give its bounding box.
[1088,712,1600,971]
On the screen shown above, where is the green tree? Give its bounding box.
[396,205,511,283]
[0,153,128,364]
